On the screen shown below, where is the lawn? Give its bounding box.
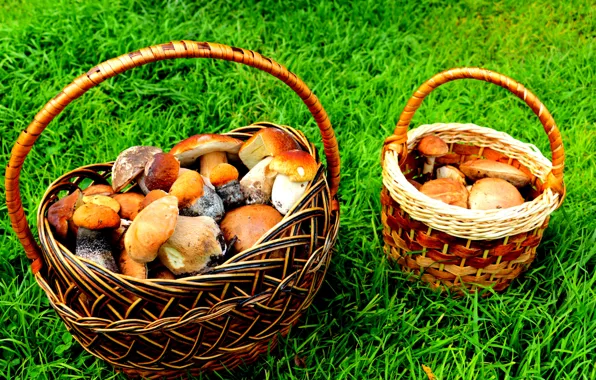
[1,0,594,378]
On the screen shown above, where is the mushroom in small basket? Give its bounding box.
[436,165,466,186]
[143,153,180,192]
[417,135,449,180]
[239,156,277,205]
[269,150,318,215]
[419,178,469,208]
[460,159,531,188]
[468,178,525,210]
[112,192,144,220]
[76,228,119,273]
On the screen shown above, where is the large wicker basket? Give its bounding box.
[6,41,340,378]
[381,67,565,294]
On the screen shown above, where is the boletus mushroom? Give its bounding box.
[220,204,283,253]
[112,192,144,220]
[76,227,119,272]
[468,178,525,210]
[460,159,531,188]
[239,156,277,205]
[124,195,178,263]
[269,150,318,215]
[82,184,114,196]
[417,135,449,179]
[119,248,147,279]
[48,189,83,240]
[73,203,121,230]
[419,178,469,208]
[436,165,466,186]
[169,134,243,178]
[158,216,225,276]
[112,146,162,192]
[209,163,244,209]
[82,195,121,213]
[143,152,180,192]
[238,127,300,169]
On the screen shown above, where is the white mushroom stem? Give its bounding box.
[200,152,227,179]
[422,156,436,177]
[240,156,277,204]
[271,174,308,215]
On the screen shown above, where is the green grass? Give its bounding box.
[1,0,594,378]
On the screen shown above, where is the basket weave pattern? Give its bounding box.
[381,68,565,294]
[6,42,341,378]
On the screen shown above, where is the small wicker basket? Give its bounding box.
[6,41,340,378]
[381,67,565,294]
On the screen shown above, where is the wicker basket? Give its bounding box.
[381,67,565,294]
[6,41,341,378]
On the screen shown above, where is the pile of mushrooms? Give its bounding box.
[47,127,318,279]
[411,135,531,210]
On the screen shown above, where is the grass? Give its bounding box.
[0,0,594,378]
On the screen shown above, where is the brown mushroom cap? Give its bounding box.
[140,190,168,211]
[124,195,179,263]
[112,146,162,192]
[468,178,525,210]
[268,150,318,182]
[419,178,469,208]
[73,203,121,230]
[209,163,239,187]
[238,127,301,169]
[418,135,449,157]
[48,189,83,240]
[144,153,180,192]
[119,249,148,279]
[83,195,121,213]
[169,170,204,208]
[112,193,144,220]
[82,184,114,196]
[220,204,283,253]
[460,159,532,188]
[169,134,243,167]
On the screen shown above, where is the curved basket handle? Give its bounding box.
[6,41,340,270]
[384,67,565,196]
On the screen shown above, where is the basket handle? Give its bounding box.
[384,67,565,196]
[6,41,340,271]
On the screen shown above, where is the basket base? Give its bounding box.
[381,189,549,295]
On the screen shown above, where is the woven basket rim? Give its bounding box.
[383,123,561,240]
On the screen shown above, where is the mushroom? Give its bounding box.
[269,150,318,215]
[143,153,180,192]
[124,195,178,263]
[169,134,243,178]
[239,156,277,204]
[209,163,244,209]
[75,227,119,272]
[152,266,176,280]
[48,189,83,240]
[82,195,121,213]
[419,178,469,208]
[417,135,449,179]
[436,165,466,186]
[111,146,162,192]
[181,184,225,222]
[73,203,121,230]
[468,178,525,210]
[168,169,225,221]
[139,189,168,211]
[158,216,225,276]
[82,184,114,196]
[238,127,300,169]
[460,159,531,188]
[112,192,144,220]
[169,170,204,208]
[220,204,283,254]
[119,248,147,279]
